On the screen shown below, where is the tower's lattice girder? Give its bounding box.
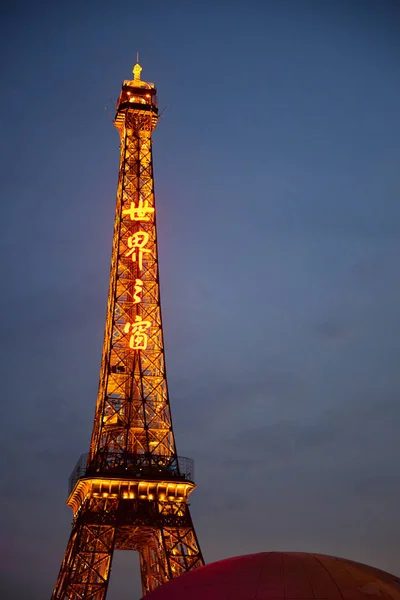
[51,65,203,600]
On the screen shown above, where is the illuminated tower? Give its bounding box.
[51,62,204,599]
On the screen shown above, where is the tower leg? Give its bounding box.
[51,498,116,600]
[139,530,171,596]
[159,499,204,578]
[138,500,204,595]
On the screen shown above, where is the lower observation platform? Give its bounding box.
[69,453,195,493]
[67,453,196,514]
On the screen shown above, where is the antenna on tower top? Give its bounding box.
[136,51,139,63]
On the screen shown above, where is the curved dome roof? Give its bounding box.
[143,552,400,600]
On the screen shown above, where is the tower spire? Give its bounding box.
[133,53,142,82]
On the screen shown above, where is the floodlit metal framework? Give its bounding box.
[51,62,204,600]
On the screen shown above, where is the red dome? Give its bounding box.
[143,552,400,600]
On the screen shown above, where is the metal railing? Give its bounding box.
[68,452,195,495]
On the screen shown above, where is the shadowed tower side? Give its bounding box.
[51,61,204,600]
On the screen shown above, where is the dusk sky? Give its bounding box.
[1,1,399,598]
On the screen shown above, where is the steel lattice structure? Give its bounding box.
[51,62,204,600]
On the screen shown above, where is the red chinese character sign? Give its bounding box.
[124,315,151,350]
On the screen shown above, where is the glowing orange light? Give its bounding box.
[133,278,143,304]
[125,231,151,271]
[123,199,154,222]
[132,62,142,81]
[124,315,151,350]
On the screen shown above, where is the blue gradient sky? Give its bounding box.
[0,1,399,598]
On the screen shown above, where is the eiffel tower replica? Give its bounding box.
[51,61,204,599]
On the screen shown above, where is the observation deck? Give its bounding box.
[114,60,158,132]
[68,453,195,495]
